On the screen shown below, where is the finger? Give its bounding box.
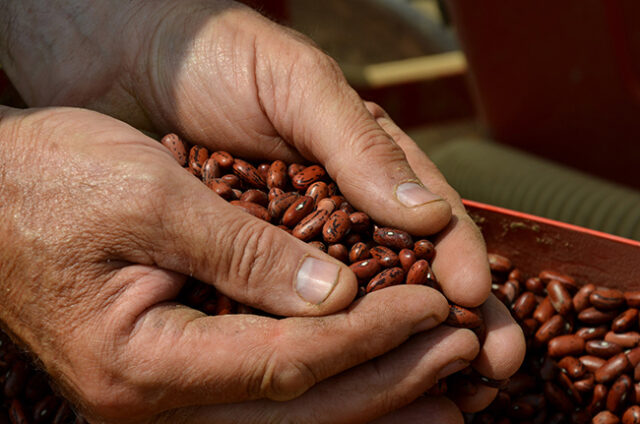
[370,396,464,424]
[85,273,449,419]
[158,326,479,424]
[473,294,526,380]
[367,102,491,307]
[448,295,526,413]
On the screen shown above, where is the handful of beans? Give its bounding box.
[1,133,638,423]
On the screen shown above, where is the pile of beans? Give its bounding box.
[0,331,83,424]
[1,134,638,422]
[467,253,640,424]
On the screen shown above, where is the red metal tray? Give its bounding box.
[464,199,640,290]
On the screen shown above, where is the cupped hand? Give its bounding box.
[0,0,526,417]
[0,106,479,423]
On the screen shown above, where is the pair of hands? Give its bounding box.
[0,1,525,422]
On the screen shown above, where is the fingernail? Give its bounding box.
[436,359,469,381]
[395,182,442,207]
[411,316,441,334]
[295,257,340,304]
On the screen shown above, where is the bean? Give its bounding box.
[595,352,631,384]
[229,201,271,221]
[366,267,405,293]
[232,159,266,188]
[588,384,609,416]
[508,268,523,283]
[9,400,27,424]
[201,156,221,184]
[292,209,330,241]
[221,173,241,189]
[308,241,326,252]
[348,212,370,233]
[576,326,609,341]
[496,281,518,306]
[369,246,399,268]
[348,242,370,263]
[580,355,607,373]
[627,346,640,367]
[622,405,640,424]
[160,133,187,166]
[525,277,545,295]
[33,395,60,423]
[414,239,435,261]
[612,309,639,333]
[544,381,573,413]
[316,197,337,214]
[322,210,351,243]
[585,340,623,358]
[578,307,620,325]
[590,288,626,310]
[487,253,511,272]
[573,373,595,392]
[4,360,28,398]
[547,334,585,357]
[305,181,328,204]
[291,165,325,190]
[398,249,416,273]
[557,356,586,379]
[512,291,537,321]
[282,196,315,227]
[267,192,299,220]
[240,189,268,207]
[573,283,596,313]
[533,296,555,323]
[372,227,413,250]
[268,187,284,201]
[406,259,436,286]
[606,374,632,413]
[625,291,640,308]
[556,371,582,404]
[592,411,621,424]
[547,279,573,316]
[539,270,577,292]
[349,259,381,281]
[210,151,234,168]
[535,314,568,345]
[287,163,305,179]
[188,145,208,177]
[327,244,349,263]
[446,305,482,329]
[605,331,640,348]
[266,160,287,189]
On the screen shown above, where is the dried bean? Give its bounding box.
[282,196,315,227]
[366,267,405,293]
[291,165,325,190]
[292,209,330,241]
[373,227,413,250]
[322,210,350,243]
[160,133,187,166]
[232,159,266,188]
[369,246,399,268]
[487,253,511,272]
[590,288,626,311]
[547,279,573,316]
[585,340,623,358]
[266,160,287,189]
[595,352,631,383]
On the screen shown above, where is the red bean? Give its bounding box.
[232,159,266,188]
[592,410,621,424]
[547,279,573,316]
[349,242,370,263]
[266,160,287,189]
[605,331,640,348]
[373,227,413,250]
[305,181,328,204]
[414,239,435,261]
[612,309,639,333]
[535,314,568,345]
[398,249,416,273]
[348,212,370,233]
[533,296,555,323]
[327,244,349,263]
[366,267,405,293]
[585,340,623,358]
[446,305,483,328]
[349,259,381,281]
[573,283,596,313]
[512,291,537,321]
[291,165,326,190]
[188,145,208,177]
[292,209,330,241]
[229,201,271,221]
[487,253,512,272]
[595,352,631,384]
[267,192,299,220]
[160,133,187,166]
[406,260,435,286]
[557,356,586,379]
[622,405,640,424]
[210,151,234,168]
[606,374,632,413]
[369,246,399,268]
[576,326,609,341]
[590,288,626,310]
[578,307,620,325]
[282,196,315,227]
[547,334,585,357]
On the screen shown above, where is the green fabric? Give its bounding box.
[429,138,640,240]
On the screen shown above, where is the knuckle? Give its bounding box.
[224,219,285,301]
[259,342,317,401]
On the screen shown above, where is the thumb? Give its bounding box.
[149,167,358,316]
[253,30,452,236]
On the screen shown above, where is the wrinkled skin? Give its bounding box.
[0,1,525,422]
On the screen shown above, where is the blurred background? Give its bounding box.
[2,0,639,240]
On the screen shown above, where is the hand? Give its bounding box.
[0,0,526,419]
[0,106,482,423]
